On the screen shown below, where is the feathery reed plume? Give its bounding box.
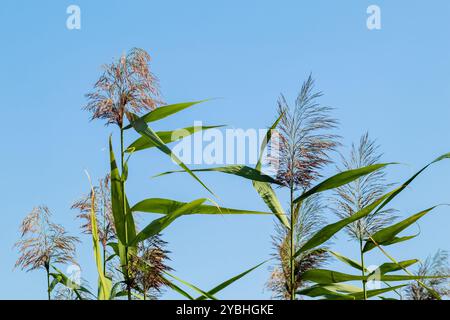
[72,174,115,249]
[14,206,79,299]
[85,48,162,127]
[270,74,339,190]
[333,132,397,241]
[268,75,338,300]
[128,236,172,300]
[267,195,328,299]
[405,250,450,300]
[332,132,397,299]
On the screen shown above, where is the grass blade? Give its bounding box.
[196,261,267,300]
[131,198,271,215]
[155,165,281,185]
[129,113,215,196]
[294,163,395,204]
[124,100,209,129]
[297,188,398,254]
[126,125,224,152]
[363,206,438,252]
[131,199,207,245]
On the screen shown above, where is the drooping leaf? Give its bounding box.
[131,199,207,245]
[155,165,281,185]
[252,181,289,228]
[363,235,419,253]
[128,113,214,195]
[164,271,217,300]
[126,125,224,152]
[252,113,290,228]
[363,207,438,252]
[373,260,419,275]
[196,261,267,300]
[165,278,195,300]
[131,198,271,215]
[124,100,209,129]
[327,250,364,272]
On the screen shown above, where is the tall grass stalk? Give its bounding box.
[84,48,161,299]
[268,75,338,299]
[333,133,396,300]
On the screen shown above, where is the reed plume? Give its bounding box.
[85,48,162,127]
[270,74,339,190]
[15,206,79,299]
[333,132,397,240]
[128,236,172,300]
[405,250,450,300]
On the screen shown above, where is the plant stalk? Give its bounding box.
[120,123,132,301]
[359,238,367,300]
[45,263,51,300]
[290,182,295,300]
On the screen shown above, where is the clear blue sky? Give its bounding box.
[1,0,450,299]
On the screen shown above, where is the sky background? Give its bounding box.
[1,0,450,299]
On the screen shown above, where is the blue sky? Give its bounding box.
[1,0,450,299]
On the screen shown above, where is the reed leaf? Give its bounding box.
[297,188,398,254]
[126,125,224,152]
[299,283,405,300]
[165,279,195,300]
[363,206,438,252]
[253,113,290,228]
[327,250,365,272]
[302,269,446,284]
[124,100,209,129]
[331,285,406,300]
[155,165,281,185]
[128,113,214,195]
[252,182,289,228]
[109,137,136,246]
[372,153,450,215]
[85,171,112,300]
[298,283,361,298]
[196,261,267,300]
[131,199,207,245]
[374,260,419,275]
[293,163,395,204]
[131,198,271,215]
[164,270,218,300]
